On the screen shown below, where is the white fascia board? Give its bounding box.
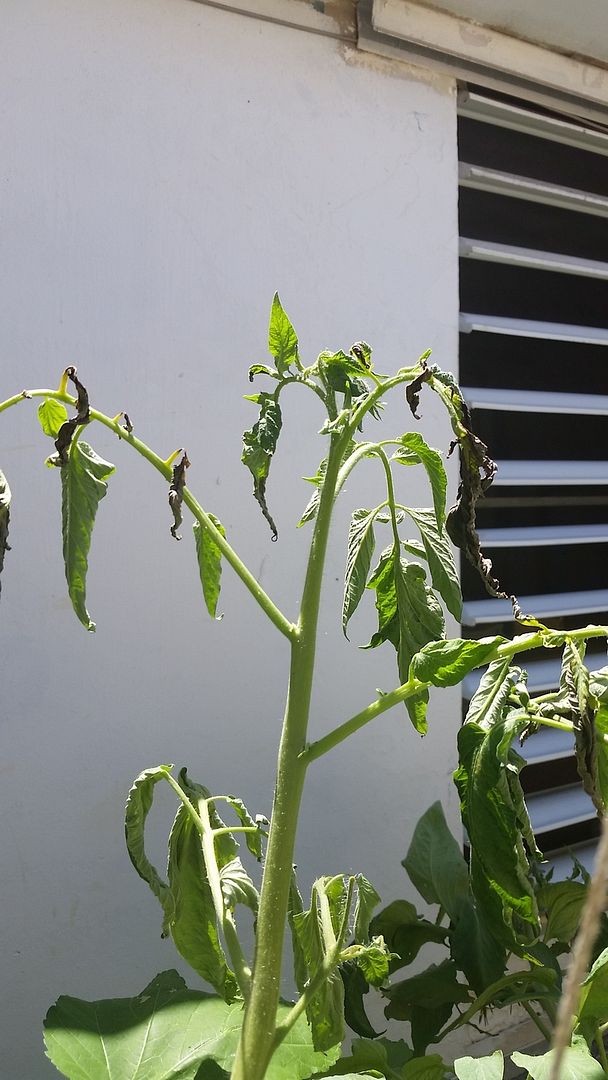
[188,0,356,40]
[371,0,608,111]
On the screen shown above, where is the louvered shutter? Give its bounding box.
[457,88,608,874]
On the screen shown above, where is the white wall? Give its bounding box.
[0,2,459,1075]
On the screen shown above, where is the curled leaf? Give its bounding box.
[0,469,11,597]
[405,366,431,419]
[169,451,190,540]
[241,392,282,540]
[60,441,115,631]
[52,366,91,465]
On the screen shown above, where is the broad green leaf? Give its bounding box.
[38,398,69,438]
[292,877,350,1051]
[402,802,468,920]
[455,717,540,948]
[537,880,587,945]
[343,510,377,636]
[193,515,226,619]
[383,960,469,1053]
[403,507,462,621]
[44,969,341,1080]
[353,874,382,943]
[454,1051,503,1080]
[60,440,115,631]
[512,1041,604,1080]
[450,896,506,995]
[401,1058,447,1080]
[124,766,174,923]
[340,962,383,1040]
[577,946,608,1044]
[464,659,518,729]
[410,637,505,688]
[370,900,447,974]
[166,804,238,1002]
[242,392,282,539]
[268,292,298,375]
[318,1036,412,1079]
[219,857,259,913]
[393,432,447,530]
[0,468,10,596]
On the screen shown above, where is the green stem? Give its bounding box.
[230,432,347,1080]
[301,628,608,763]
[596,1027,608,1074]
[522,1000,552,1042]
[0,388,296,642]
[435,970,557,1042]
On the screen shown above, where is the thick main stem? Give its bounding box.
[230,434,345,1080]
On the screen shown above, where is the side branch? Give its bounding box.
[0,389,296,641]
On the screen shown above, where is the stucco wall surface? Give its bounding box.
[0,1,459,1074]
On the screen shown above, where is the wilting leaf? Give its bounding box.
[38,399,69,438]
[60,440,115,631]
[562,640,604,814]
[454,1051,504,1080]
[464,659,518,729]
[537,880,587,945]
[403,802,469,919]
[343,509,377,636]
[410,637,504,688]
[393,433,447,530]
[450,898,506,996]
[403,507,462,621]
[219,857,259,913]
[577,947,608,1046]
[353,874,381,943]
[44,969,340,1080]
[168,451,190,540]
[340,963,383,1040]
[125,766,174,923]
[0,469,10,597]
[219,794,264,861]
[268,292,298,375]
[370,900,447,974]
[242,391,282,539]
[383,960,469,1053]
[298,440,357,528]
[512,1039,604,1080]
[193,514,226,619]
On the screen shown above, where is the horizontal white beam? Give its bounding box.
[478,524,608,548]
[462,588,608,626]
[520,728,573,765]
[459,92,608,157]
[549,841,596,876]
[462,386,608,415]
[460,312,608,345]
[528,785,595,834]
[459,162,608,218]
[460,237,608,279]
[462,653,607,698]
[493,460,608,486]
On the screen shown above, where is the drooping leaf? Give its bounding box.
[218,794,264,861]
[340,962,383,1040]
[595,701,608,811]
[353,874,382,943]
[291,876,352,1052]
[370,900,447,974]
[512,1040,604,1080]
[383,960,469,1053]
[59,440,115,631]
[402,802,469,920]
[454,1050,504,1080]
[38,399,69,438]
[219,857,259,913]
[402,507,462,621]
[169,451,190,540]
[0,468,10,597]
[450,898,506,996]
[537,880,587,945]
[268,292,298,375]
[410,637,505,689]
[563,640,604,813]
[44,969,341,1080]
[577,946,608,1046]
[343,510,377,636]
[166,803,239,1002]
[124,766,174,924]
[193,514,226,619]
[463,659,518,729]
[392,433,447,530]
[242,391,282,540]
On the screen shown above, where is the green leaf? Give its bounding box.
[318,1036,412,1079]
[400,1058,447,1080]
[563,640,605,814]
[193,515,226,619]
[268,292,298,375]
[450,896,506,996]
[410,637,505,688]
[354,874,382,943]
[242,392,282,539]
[292,877,351,1051]
[340,962,383,1040]
[464,659,518,729]
[343,510,377,636]
[125,766,174,921]
[220,794,264,861]
[219,857,259,913]
[38,399,69,438]
[537,880,587,945]
[346,937,393,986]
[44,969,341,1080]
[166,803,239,1002]
[577,946,608,1045]
[370,900,447,974]
[512,1041,604,1080]
[402,507,462,621]
[299,441,357,527]
[402,802,469,920]
[60,440,115,631]
[393,433,447,530]
[383,961,469,1054]
[454,1051,504,1080]
[0,468,10,597]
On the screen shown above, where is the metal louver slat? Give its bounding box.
[462,588,608,626]
[520,728,573,765]
[460,237,608,279]
[478,524,608,547]
[460,312,608,344]
[462,653,607,699]
[458,92,608,155]
[462,387,608,414]
[528,786,596,834]
[459,162,608,217]
[493,461,608,486]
